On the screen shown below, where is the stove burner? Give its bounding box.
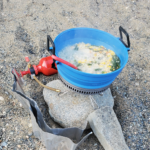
[58,74,110,95]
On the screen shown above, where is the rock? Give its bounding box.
[28,132,33,136]
[0,96,4,101]
[147,124,150,132]
[92,89,114,108]
[135,82,139,86]
[5,91,8,95]
[43,80,114,129]
[17,145,21,148]
[28,123,32,128]
[0,141,7,147]
[10,132,13,135]
[9,95,12,99]
[88,107,129,150]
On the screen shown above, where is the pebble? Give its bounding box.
[28,123,32,128]
[94,143,97,146]
[0,141,7,147]
[17,145,21,148]
[135,82,139,86]
[0,96,4,101]
[5,91,8,95]
[9,95,12,99]
[19,103,22,107]
[28,132,32,136]
[10,132,13,135]
[147,125,150,132]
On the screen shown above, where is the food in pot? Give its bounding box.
[59,43,120,74]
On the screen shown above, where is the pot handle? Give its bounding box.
[119,26,130,50]
[47,35,55,55]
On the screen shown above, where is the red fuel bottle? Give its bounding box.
[20,55,78,77]
[21,56,57,76]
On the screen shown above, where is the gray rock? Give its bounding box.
[92,89,114,108]
[43,80,114,129]
[0,141,7,147]
[88,107,129,150]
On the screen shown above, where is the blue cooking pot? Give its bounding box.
[47,26,130,92]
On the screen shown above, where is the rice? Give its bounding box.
[59,42,120,74]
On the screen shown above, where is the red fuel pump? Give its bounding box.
[20,55,77,93]
[20,55,78,77]
[21,56,57,76]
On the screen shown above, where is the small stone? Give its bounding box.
[135,82,139,86]
[5,91,8,95]
[10,132,13,135]
[94,143,97,146]
[0,141,7,147]
[19,103,22,107]
[0,96,4,101]
[17,145,21,148]
[9,95,12,99]
[28,132,32,136]
[28,123,32,128]
[42,54,46,58]
[26,136,29,139]
[147,124,150,132]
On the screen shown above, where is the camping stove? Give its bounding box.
[47,27,130,95]
[58,73,110,94]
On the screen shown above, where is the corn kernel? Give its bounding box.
[101,62,106,64]
[109,50,115,55]
[108,58,112,62]
[82,60,86,63]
